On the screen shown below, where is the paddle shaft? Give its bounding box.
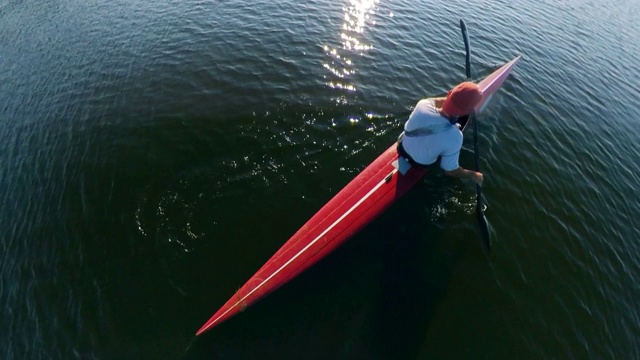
[460,19,491,252]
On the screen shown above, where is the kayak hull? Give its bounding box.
[196,55,521,335]
[198,145,427,333]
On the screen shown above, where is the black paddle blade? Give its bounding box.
[460,19,471,79]
[476,205,492,253]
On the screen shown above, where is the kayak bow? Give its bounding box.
[196,55,521,336]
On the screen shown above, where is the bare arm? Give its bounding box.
[443,167,484,186]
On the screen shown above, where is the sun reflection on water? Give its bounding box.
[323,0,379,93]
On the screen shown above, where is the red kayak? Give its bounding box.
[196,55,521,335]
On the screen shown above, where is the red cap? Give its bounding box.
[441,82,483,117]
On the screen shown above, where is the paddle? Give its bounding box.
[460,19,491,253]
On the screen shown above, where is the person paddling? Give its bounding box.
[398,81,484,185]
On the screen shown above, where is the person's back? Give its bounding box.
[401,99,463,171]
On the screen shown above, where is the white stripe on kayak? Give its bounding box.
[202,168,399,331]
[478,94,493,113]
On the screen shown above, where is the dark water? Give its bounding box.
[2,0,640,358]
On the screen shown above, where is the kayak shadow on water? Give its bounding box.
[362,171,473,360]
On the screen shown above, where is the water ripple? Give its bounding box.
[2,0,640,358]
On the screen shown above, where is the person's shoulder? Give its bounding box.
[443,125,463,141]
[416,98,436,107]
[414,98,438,114]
